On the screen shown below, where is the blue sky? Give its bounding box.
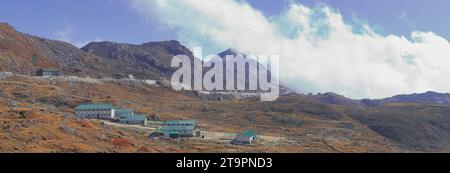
[1,0,449,47]
[0,0,175,46]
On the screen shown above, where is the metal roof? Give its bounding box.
[38,68,61,72]
[162,120,196,132]
[75,103,114,110]
[164,120,196,125]
[119,114,147,121]
[162,125,195,132]
[115,109,134,116]
[240,130,256,137]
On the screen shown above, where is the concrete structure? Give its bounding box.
[231,130,257,145]
[118,114,148,125]
[162,120,197,138]
[115,109,134,118]
[36,69,62,77]
[75,103,115,120]
[115,109,148,125]
[75,104,149,125]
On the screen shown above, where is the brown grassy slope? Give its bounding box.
[0,23,111,77]
[340,103,450,151]
[0,76,406,153]
[0,23,55,72]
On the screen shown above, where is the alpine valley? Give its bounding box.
[2,22,450,153]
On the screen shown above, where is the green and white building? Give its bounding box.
[162,120,197,138]
[118,113,148,125]
[75,103,115,120]
[231,130,257,145]
[115,109,134,118]
[75,103,149,125]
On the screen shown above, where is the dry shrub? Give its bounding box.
[77,120,93,128]
[137,145,149,153]
[111,138,130,146]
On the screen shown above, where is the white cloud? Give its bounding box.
[56,23,74,43]
[129,0,450,99]
[56,23,103,48]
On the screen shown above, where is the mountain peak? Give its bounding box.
[218,48,245,58]
[0,22,17,36]
[423,91,447,95]
[363,91,450,106]
[141,40,183,48]
[0,22,12,28]
[80,39,197,79]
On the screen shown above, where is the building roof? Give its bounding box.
[135,113,149,117]
[162,125,195,132]
[115,109,134,116]
[164,120,196,125]
[37,68,61,72]
[119,114,147,121]
[239,130,256,138]
[75,103,114,110]
[162,120,196,132]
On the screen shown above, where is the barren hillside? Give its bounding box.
[2,22,450,153]
[0,75,404,153]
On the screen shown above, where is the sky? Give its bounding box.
[1,0,450,99]
[1,0,450,47]
[0,0,177,47]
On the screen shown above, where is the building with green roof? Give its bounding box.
[115,109,134,118]
[231,130,257,145]
[118,114,148,125]
[75,103,114,110]
[75,103,115,120]
[164,120,196,125]
[162,120,197,138]
[75,103,149,125]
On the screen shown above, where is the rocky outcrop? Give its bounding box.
[0,22,110,77]
[81,40,196,79]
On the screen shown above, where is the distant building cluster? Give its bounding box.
[74,103,257,145]
[36,63,259,146]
